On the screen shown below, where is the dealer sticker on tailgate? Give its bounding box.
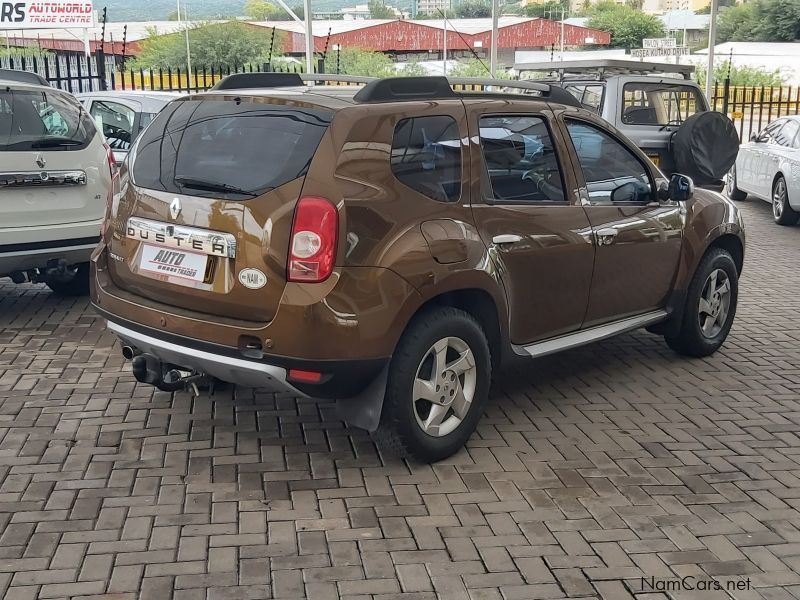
[140,244,207,283]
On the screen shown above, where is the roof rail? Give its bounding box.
[353,76,581,108]
[212,72,304,90]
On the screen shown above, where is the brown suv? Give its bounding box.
[92,74,745,462]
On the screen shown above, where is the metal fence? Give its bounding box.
[711,83,800,141]
[0,53,112,94]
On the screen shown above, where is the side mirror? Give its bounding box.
[611,182,639,203]
[668,173,694,202]
[750,132,758,143]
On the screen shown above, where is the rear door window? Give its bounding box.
[90,100,136,151]
[131,99,333,200]
[774,120,799,148]
[622,82,703,126]
[564,84,604,114]
[391,115,462,202]
[0,88,95,151]
[479,114,565,204]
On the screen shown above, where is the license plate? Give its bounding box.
[139,244,208,283]
[647,154,661,166]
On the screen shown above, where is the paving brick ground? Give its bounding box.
[1,198,799,600]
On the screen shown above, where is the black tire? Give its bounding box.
[45,262,90,296]
[372,307,491,462]
[772,176,800,226]
[665,248,738,358]
[726,165,747,201]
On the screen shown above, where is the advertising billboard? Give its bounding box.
[0,1,94,29]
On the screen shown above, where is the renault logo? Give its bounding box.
[35,154,46,168]
[170,198,182,220]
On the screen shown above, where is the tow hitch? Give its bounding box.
[130,352,208,395]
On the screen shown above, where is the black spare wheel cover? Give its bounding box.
[671,111,739,182]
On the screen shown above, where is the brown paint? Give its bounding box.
[92,87,745,369]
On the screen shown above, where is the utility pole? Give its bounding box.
[304,0,313,76]
[443,8,447,75]
[490,0,498,76]
[177,0,191,75]
[705,0,719,101]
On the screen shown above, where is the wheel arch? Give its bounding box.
[410,288,506,370]
[709,233,744,275]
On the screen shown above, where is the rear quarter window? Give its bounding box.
[130,99,333,200]
[0,88,95,151]
[390,115,462,203]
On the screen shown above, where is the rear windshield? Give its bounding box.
[0,88,95,151]
[131,99,333,199]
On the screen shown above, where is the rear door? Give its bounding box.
[465,102,595,344]
[0,86,108,227]
[108,96,333,323]
[87,97,140,164]
[561,115,683,325]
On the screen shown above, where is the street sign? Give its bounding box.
[0,1,95,29]
[643,38,677,49]
[630,47,689,58]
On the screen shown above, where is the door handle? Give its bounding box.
[595,228,618,246]
[492,234,522,245]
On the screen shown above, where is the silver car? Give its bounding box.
[727,115,800,225]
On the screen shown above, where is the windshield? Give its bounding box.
[621,82,704,126]
[131,99,333,200]
[0,89,95,151]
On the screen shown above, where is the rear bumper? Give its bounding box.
[0,235,100,276]
[107,319,305,395]
[100,310,389,399]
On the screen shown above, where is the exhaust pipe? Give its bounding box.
[121,345,140,360]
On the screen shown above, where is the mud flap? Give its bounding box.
[335,363,389,432]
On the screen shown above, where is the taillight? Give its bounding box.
[288,197,338,283]
[103,142,117,177]
[101,143,119,237]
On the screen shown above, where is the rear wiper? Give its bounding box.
[30,138,83,148]
[174,176,257,197]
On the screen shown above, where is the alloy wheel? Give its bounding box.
[412,336,477,437]
[773,178,787,220]
[698,268,731,338]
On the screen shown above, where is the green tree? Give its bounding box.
[717,0,800,42]
[447,59,513,78]
[694,60,786,87]
[131,22,276,70]
[323,47,395,77]
[586,3,665,49]
[455,0,491,18]
[523,1,567,18]
[244,0,281,20]
[368,0,395,18]
[398,61,428,76]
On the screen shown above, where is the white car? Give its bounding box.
[1,76,115,295]
[727,115,800,225]
[76,91,181,165]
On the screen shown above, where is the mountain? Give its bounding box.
[104,0,414,22]
[104,0,246,21]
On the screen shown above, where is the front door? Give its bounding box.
[562,117,683,326]
[466,104,595,345]
[88,98,139,164]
